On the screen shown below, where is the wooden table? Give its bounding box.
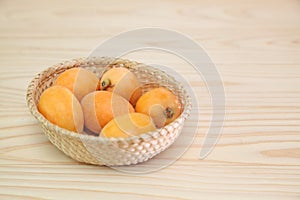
[1,0,299,199]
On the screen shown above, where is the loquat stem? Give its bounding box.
[101,79,111,90]
[164,107,174,119]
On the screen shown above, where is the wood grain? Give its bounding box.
[0,0,300,199]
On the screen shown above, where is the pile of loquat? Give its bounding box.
[38,67,182,138]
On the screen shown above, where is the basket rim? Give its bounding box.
[26,56,191,143]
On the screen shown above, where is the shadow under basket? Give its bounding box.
[26,57,191,166]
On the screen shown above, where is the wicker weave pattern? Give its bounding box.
[26,57,191,166]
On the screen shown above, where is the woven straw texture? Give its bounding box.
[26,57,191,166]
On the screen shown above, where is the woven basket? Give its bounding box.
[26,57,191,166]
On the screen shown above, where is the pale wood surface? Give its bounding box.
[0,0,300,199]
